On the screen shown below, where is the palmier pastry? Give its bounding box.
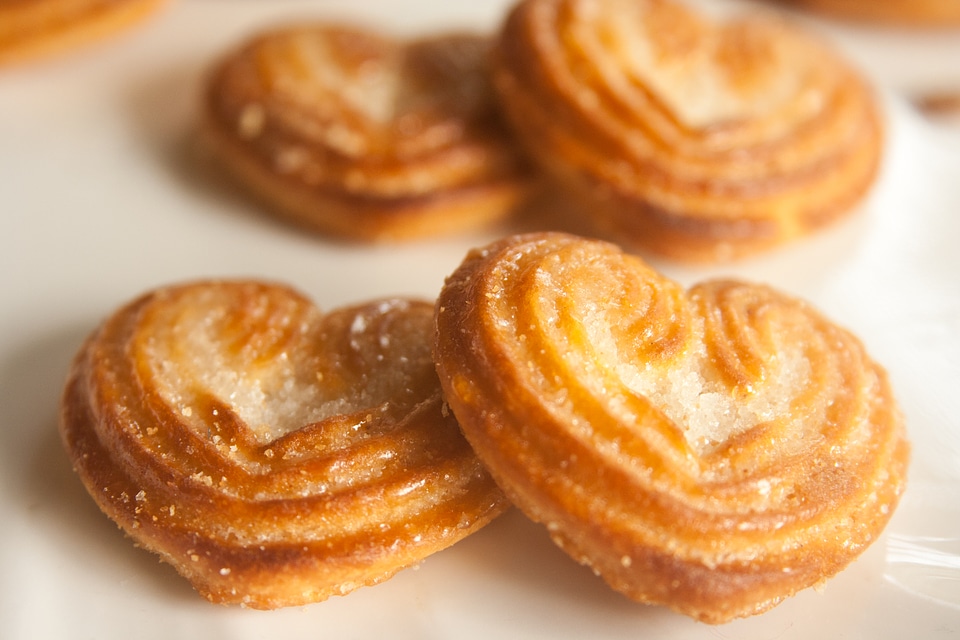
[769,0,960,27]
[491,0,884,261]
[60,280,508,609]
[0,0,166,66]
[202,24,534,242]
[434,232,909,623]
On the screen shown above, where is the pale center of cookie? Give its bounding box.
[573,0,813,129]
[295,33,402,126]
[141,289,431,444]
[527,247,816,457]
[611,316,811,454]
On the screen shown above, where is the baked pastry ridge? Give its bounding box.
[491,0,884,261]
[202,24,533,241]
[0,0,167,66]
[434,232,909,623]
[60,281,508,608]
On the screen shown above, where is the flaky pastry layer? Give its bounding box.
[491,0,884,261]
[434,232,909,623]
[60,280,508,608]
[202,24,534,242]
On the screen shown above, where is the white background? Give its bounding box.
[1,1,958,638]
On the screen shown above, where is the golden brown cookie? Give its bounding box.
[771,0,960,26]
[0,0,166,66]
[491,0,884,261]
[202,24,535,242]
[434,232,909,623]
[60,280,508,609]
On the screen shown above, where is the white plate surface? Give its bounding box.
[1,1,958,638]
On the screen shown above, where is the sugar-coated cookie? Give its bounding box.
[60,280,508,608]
[434,232,909,623]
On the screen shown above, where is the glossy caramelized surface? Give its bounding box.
[0,0,166,65]
[60,281,507,609]
[203,24,533,241]
[434,233,909,623]
[491,0,883,261]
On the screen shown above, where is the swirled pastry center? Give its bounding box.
[139,288,430,444]
[247,27,490,158]
[562,0,819,129]
[280,31,402,126]
[491,245,813,457]
[462,235,881,482]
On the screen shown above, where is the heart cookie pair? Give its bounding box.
[61,232,908,622]
[203,0,884,262]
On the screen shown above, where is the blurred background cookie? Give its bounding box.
[202,24,536,243]
[766,0,960,27]
[0,0,167,66]
[491,0,884,261]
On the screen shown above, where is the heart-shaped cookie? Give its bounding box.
[60,280,508,608]
[202,24,534,242]
[434,233,909,623]
[491,0,883,261]
[0,0,167,66]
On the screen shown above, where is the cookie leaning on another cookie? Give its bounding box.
[60,280,508,609]
[202,24,535,242]
[0,0,167,66]
[491,0,884,261]
[433,232,909,623]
